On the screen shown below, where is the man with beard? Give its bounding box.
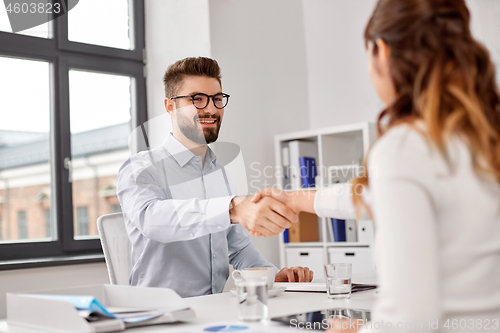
[117,57,313,297]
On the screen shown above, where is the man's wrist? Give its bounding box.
[229,196,245,224]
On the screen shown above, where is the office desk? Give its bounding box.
[0,289,377,332]
[0,271,377,332]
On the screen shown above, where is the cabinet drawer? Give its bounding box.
[285,247,324,282]
[327,247,373,274]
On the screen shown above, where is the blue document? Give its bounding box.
[283,229,289,243]
[331,219,346,242]
[28,295,116,318]
[299,157,317,188]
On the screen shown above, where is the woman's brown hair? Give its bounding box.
[352,0,500,217]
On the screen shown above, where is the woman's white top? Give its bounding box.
[314,126,500,332]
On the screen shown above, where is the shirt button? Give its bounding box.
[190,233,194,237]
[217,225,222,230]
[213,254,216,259]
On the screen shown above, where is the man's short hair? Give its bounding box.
[163,57,222,98]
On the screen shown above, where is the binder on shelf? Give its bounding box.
[289,212,319,242]
[327,217,334,242]
[299,157,317,188]
[283,229,289,243]
[331,218,346,242]
[345,220,357,242]
[288,140,318,190]
[357,220,375,245]
[281,144,291,189]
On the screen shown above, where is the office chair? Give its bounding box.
[97,213,132,285]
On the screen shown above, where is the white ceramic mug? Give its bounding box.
[232,267,275,290]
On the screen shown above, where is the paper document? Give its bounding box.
[24,294,166,323]
[274,282,376,293]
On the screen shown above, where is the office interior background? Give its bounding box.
[0,0,499,319]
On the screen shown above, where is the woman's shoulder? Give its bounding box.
[368,123,440,180]
[371,123,432,159]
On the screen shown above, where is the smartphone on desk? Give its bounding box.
[271,308,371,331]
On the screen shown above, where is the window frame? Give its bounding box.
[0,0,147,261]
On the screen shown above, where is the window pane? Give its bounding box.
[0,57,53,243]
[17,211,27,239]
[0,1,50,38]
[69,70,131,239]
[76,206,88,236]
[44,208,51,237]
[68,0,131,49]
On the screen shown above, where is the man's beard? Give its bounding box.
[178,112,222,144]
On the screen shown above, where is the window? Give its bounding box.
[44,209,51,238]
[17,211,27,240]
[0,1,146,261]
[75,207,88,237]
[68,0,131,49]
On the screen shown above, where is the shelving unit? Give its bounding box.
[274,122,377,281]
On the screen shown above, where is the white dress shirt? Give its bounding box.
[315,126,500,332]
[116,133,274,297]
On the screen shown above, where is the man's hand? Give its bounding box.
[229,196,298,237]
[248,188,316,237]
[251,187,295,210]
[274,266,313,282]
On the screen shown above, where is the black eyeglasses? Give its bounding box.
[170,93,230,109]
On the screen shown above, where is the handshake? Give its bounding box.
[229,188,315,237]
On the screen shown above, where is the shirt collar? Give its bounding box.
[162,133,217,167]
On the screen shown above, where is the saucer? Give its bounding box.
[229,286,286,298]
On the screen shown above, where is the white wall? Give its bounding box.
[302,0,383,129]
[208,0,310,266]
[144,0,211,148]
[0,263,109,319]
[302,0,500,130]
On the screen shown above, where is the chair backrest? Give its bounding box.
[97,213,132,285]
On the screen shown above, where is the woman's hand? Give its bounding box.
[248,188,316,237]
[251,188,295,210]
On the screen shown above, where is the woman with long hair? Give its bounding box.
[253,0,500,331]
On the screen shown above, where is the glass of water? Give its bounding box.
[234,277,268,321]
[324,263,352,299]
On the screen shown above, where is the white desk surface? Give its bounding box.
[0,272,378,332]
